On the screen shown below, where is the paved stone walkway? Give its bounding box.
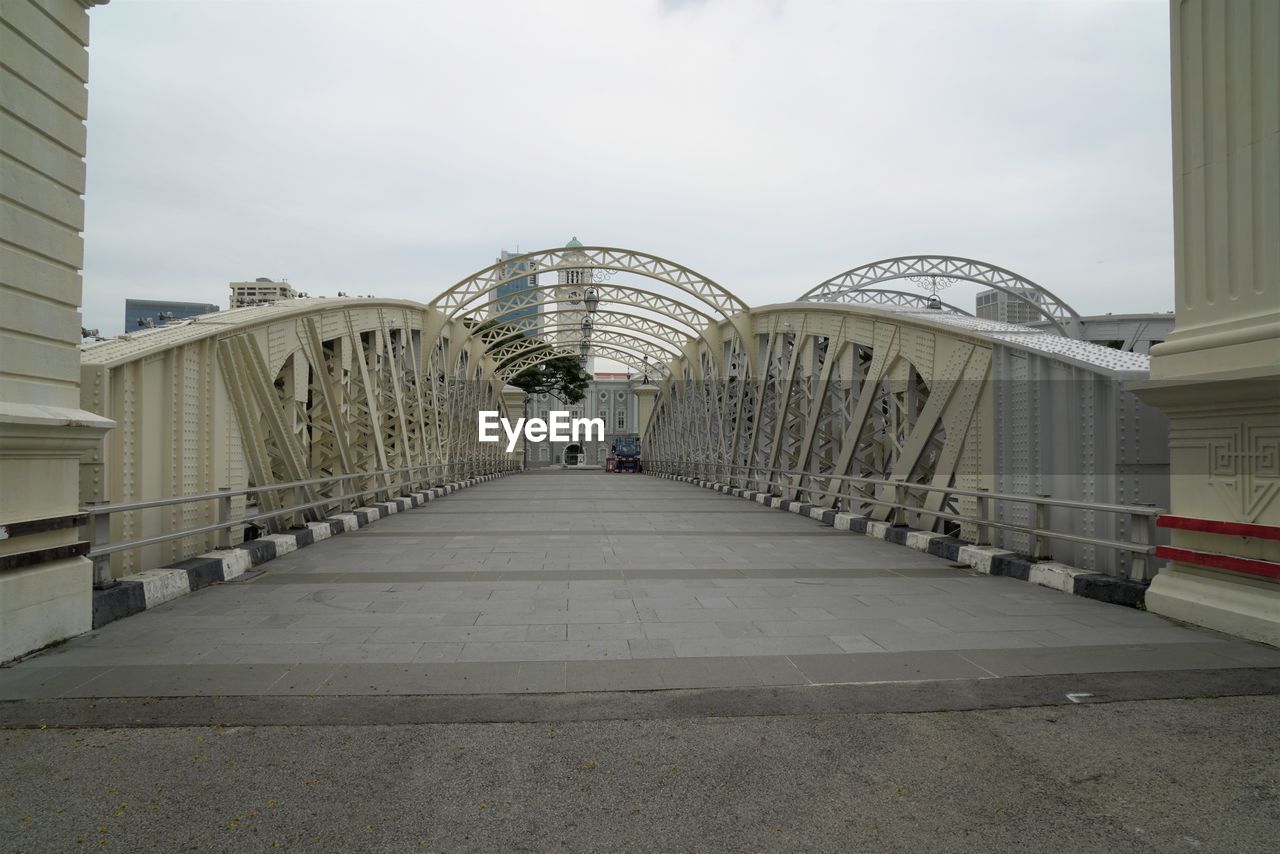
[2,471,1277,698]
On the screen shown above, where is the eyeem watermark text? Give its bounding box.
[478,411,605,452]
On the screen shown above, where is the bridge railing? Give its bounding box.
[646,460,1162,582]
[81,460,519,586]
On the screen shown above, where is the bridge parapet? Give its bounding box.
[78,298,511,579]
[644,302,1169,579]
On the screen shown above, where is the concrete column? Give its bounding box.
[634,385,659,441]
[0,0,115,661]
[1132,0,1280,645]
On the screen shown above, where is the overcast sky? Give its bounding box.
[81,0,1174,336]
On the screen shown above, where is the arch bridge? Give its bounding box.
[78,248,1166,585]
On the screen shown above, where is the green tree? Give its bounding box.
[508,354,590,405]
[470,318,591,404]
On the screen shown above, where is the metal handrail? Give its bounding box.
[649,461,1162,518]
[82,461,519,582]
[80,462,463,516]
[647,459,1161,580]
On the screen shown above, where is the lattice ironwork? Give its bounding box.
[798,255,1080,335]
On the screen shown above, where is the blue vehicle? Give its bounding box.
[611,436,641,473]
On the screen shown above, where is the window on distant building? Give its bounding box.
[616,409,626,431]
[600,409,608,427]
[540,445,549,461]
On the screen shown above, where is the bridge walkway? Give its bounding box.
[2,471,1277,699]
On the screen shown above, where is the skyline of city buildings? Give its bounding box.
[974,285,1048,325]
[488,249,541,336]
[229,277,298,308]
[124,298,218,330]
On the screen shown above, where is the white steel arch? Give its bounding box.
[478,308,694,356]
[432,246,749,322]
[491,326,677,369]
[498,344,668,382]
[798,255,1080,335]
[843,288,974,315]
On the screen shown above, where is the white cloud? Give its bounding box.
[81,0,1173,335]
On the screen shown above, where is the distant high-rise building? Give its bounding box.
[229,278,297,309]
[975,286,1046,325]
[489,250,540,336]
[555,236,594,373]
[124,299,219,330]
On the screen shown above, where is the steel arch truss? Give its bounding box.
[432,246,748,321]
[842,288,973,315]
[492,327,676,379]
[481,283,717,335]
[499,344,666,381]
[798,255,1080,335]
[479,308,692,357]
[79,299,514,577]
[645,306,992,532]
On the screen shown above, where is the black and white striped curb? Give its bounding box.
[652,472,1147,609]
[91,472,513,629]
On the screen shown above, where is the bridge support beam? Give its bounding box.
[1133,0,1280,646]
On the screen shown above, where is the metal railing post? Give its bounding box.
[87,503,113,588]
[976,488,990,546]
[1034,494,1052,559]
[215,487,233,549]
[1129,508,1153,582]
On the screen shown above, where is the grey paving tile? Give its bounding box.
[527,624,569,642]
[222,642,425,664]
[513,661,567,693]
[267,664,339,695]
[627,639,677,659]
[475,610,625,625]
[67,664,293,697]
[753,619,903,638]
[640,622,724,640]
[1208,642,1280,666]
[954,642,1262,677]
[858,629,1050,653]
[568,623,646,641]
[788,652,992,684]
[370,625,528,643]
[565,660,665,691]
[671,637,847,657]
[0,666,114,700]
[455,641,631,662]
[411,643,465,663]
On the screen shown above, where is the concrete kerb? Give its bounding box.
[647,471,1148,609]
[89,471,513,630]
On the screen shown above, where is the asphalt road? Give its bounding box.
[4,693,1278,853]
